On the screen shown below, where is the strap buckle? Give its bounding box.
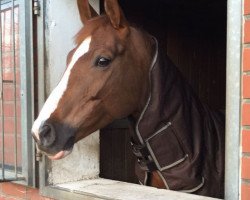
[130,141,148,157]
[137,158,157,171]
[130,140,157,171]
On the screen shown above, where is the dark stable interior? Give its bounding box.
[100,0,227,184]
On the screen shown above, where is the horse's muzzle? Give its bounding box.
[32,122,56,148]
[32,121,76,159]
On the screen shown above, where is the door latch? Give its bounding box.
[33,0,40,16]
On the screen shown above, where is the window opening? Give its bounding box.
[0,0,22,181]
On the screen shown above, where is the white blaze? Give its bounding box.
[32,36,92,139]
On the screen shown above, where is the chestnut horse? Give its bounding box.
[32,0,224,198]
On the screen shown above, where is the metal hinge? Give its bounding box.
[35,147,43,162]
[36,152,43,162]
[33,0,40,16]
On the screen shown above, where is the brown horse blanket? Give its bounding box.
[131,38,225,198]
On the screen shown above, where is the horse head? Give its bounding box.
[32,0,155,160]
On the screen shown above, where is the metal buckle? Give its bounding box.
[130,141,149,158]
[137,158,157,171]
[130,140,157,171]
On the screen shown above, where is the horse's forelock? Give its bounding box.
[74,16,109,45]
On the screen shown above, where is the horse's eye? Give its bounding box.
[96,57,111,67]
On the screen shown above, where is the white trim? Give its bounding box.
[145,122,172,142]
[135,37,159,144]
[225,0,241,199]
[180,177,205,193]
[146,141,187,171]
[143,171,148,185]
[156,171,170,190]
[160,155,188,171]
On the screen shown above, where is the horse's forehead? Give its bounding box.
[75,17,113,43]
[31,36,92,136]
[76,21,119,47]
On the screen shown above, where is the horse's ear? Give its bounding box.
[77,0,98,24]
[104,0,128,29]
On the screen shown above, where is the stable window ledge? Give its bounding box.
[41,178,221,200]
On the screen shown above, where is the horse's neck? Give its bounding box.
[130,28,157,119]
[129,36,225,195]
[130,39,205,141]
[128,29,205,137]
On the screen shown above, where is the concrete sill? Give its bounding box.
[43,178,221,200]
[0,168,24,183]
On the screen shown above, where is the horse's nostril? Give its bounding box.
[39,123,56,147]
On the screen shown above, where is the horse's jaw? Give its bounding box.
[35,138,74,160]
[48,148,73,160]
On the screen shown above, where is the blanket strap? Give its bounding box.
[130,139,157,171]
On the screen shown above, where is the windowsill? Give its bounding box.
[0,168,23,181]
[42,178,221,200]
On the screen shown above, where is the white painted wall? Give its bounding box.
[45,0,100,184]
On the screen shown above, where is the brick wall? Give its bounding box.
[242,1,250,200]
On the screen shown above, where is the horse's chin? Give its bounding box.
[48,149,73,160]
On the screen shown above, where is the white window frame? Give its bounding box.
[20,0,36,187]
[37,0,242,199]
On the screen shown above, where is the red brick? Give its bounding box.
[243,48,250,71]
[3,86,14,101]
[0,117,21,134]
[3,103,14,117]
[0,150,22,166]
[1,183,26,199]
[242,103,250,125]
[242,130,250,153]
[244,20,250,43]
[15,56,20,69]
[6,198,18,200]
[26,187,51,200]
[245,0,250,15]
[243,75,250,98]
[2,54,12,68]
[0,151,14,166]
[3,84,21,101]
[0,135,22,166]
[2,69,20,83]
[0,102,21,118]
[242,183,250,200]
[0,134,22,151]
[26,187,40,200]
[242,157,250,179]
